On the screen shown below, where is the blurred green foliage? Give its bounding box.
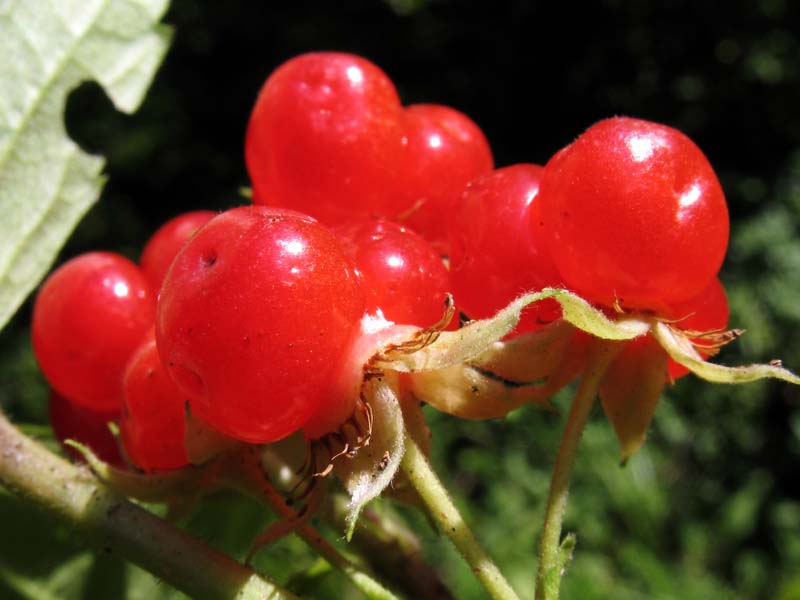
[1,1,800,598]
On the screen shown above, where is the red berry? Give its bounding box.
[121,329,189,472]
[33,252,156,412]
[246,52,406,225]
[535,117,729,312]
[140,210,216,291]
[450,164,562,334]
[336,219,453,328]
[663,277,729,380]
[397,104,493,253]
[156,206,366,443]
[49,391,124,468]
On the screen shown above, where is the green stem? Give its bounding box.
[0,411,299,600]
[400,433,520,600]
[535,339,620,600]
[327,494,455,600]
[228,449,401,600]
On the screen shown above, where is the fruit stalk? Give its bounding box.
[227,448,402,600]
[327,494,456,600]
[400,432,520,600]
[0,410,298,600]
[535,339,621,600]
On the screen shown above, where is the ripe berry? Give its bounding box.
[450,164,561,334]
[49,391,124,468]
[246,52,406,225]
[140,210,216,291]
[397,104,493,253]
[121,329,189,472]
[33,252,156,411]
[336,219,453,328]
[156,206,366,443]
[535,117,729,312]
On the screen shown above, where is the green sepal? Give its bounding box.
[373,289,648,375]
[64,439,209,504]
[651,322,800,384]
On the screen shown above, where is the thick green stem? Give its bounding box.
[535,339,620,600]
[400,433,520,600]
[0,411,299,600]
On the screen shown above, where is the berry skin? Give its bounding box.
[450,164,562,334]
[33,252,156,412]
[397,104,493,253]
[49,391,124,468]
[663,277,729,380]
[535,117,729,312]
[246,52,407,225]
[156,206,366,444]
[140,210,216,291]
[335,219,453,328]
[121,329,189,472]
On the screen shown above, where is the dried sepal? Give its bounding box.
[651,322,800,385]
[335,374,406,540]
[598,338,667,462]
[471,320,582,383]
[406,364,547,420]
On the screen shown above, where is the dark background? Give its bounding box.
[1,1,800,598]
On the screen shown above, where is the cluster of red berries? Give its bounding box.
[32,52,731,472]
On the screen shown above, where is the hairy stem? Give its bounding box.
[535,339,620,600]
[400,433,520,600]
[0,410,299,600]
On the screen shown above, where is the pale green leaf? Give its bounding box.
[0,0,172,330]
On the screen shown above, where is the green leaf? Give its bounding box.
[0,0,172,330]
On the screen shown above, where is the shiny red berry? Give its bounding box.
[397,104,493,253]
[156,206,366,443]
[535,117,729,312]
[33,252,156,411]
[336,219,453,328]
[450,164,562,334]
[140,210,216,291]
[121,329,190,472]
[246,52,406,225]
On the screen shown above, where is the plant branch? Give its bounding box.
[535,338,620,600]
[400,432,520,600]
[0,410,299,600]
